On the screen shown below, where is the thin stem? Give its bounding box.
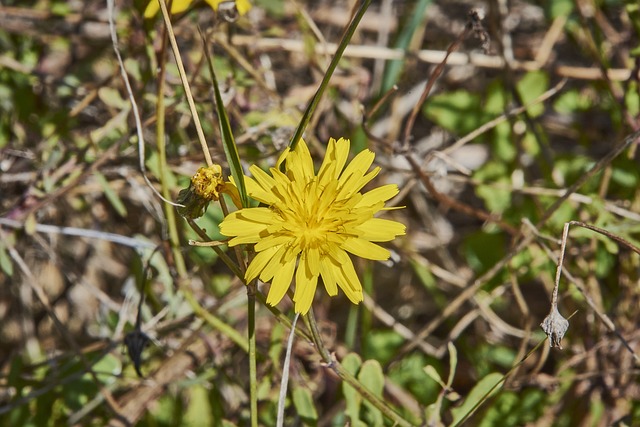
[107,0,180,206]
[568,220,640,256]
[276,313,300,427]
[451,338,549,427]
[156,0,213,167]
[247,280,258,427]
[289,0,373,149]
[552,222,571,307]
[186,219,244,279]
[305,309,415,427]
[182,290,248,352]
[152,2,249,370]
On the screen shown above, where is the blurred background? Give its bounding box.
[0,0,639,425]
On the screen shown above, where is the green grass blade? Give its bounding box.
[381,0,432,93]
[199,28,249,208]
[289,0,373,150]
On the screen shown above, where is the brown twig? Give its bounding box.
[535,224,639,361]
[229,36,633,81]
[392,127,640,359]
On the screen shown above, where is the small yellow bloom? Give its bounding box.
[177,165,241,219]
[144,0,251,18]
[192,165,225,200]
[219,138,405,314]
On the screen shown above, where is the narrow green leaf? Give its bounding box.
[423,366,445,389]
[95,172,127,217]
[0,237,14,276]
[381,0,433,92]
[199,29,248,208]
[446,342,458,387]
[451,372,504,426]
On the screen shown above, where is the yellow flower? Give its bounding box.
[219,138,405,314]
[144,0,251,18]
[177,165,241,219]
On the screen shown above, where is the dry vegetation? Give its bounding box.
[1,0,639,426]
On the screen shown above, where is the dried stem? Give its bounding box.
[156,0,214,168]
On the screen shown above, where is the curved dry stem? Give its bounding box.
[107,0,183,208]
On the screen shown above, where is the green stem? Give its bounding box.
[154,21,185,275]
[289,0,372,150]
[186,219,244,279]
[183,290,248,352]
[154,12,248,369]
[305,309,415,427]
[248,280,258,427]
[218,196,257,425]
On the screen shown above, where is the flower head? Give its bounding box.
[144,0,251,19]
[177,165,241,219]
[220,138,405,314]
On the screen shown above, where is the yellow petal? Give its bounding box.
[219,208,272,238]
[357,184,399,208]
[292,137,314,181]
[228,234,260,246]
[146,0,192,17]
[335,259,363,304]
[266,256,296,306]
[275,146,291,170]
[338,148,374,188]
[235,0,252,15]
[319,257,338,296]
[306,247,321,276]
[341,238,390,260]
[203,0,223,10]
[245,174,276,205]
[259,245,288,283]
[143,1,160,18]
[254,234,290,252]
[171,0,192,13]
[293,271,318,315]
[355,218,406,241]
[245,246,278,282]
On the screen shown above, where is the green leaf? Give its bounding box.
[516,72,548,117]
[0,236,14,276]
[451,372,504,426]
[200,32,248,208]
[364,330,404,364]
[381,0,433,92]
[424,90,484,135]
[292,387,318,423]
[389,353,438,403]
[548,0,574,18]
[446,342,458,387]
[611,165,639,189]
[463,231,506,274]
[184,386,213,427]
[424,365,445,389]
[268,323,284,368]
[342,353,363,425]
[626,81,639,115]
[476,179,512,213]
[358,360,384,427]
[553,89,591,114]
[98,87,128,110]
[95,172,127,217]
